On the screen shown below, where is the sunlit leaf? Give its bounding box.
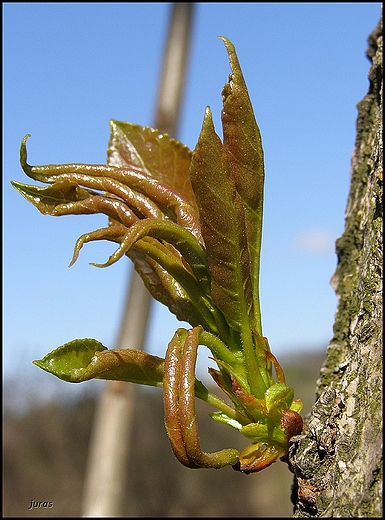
[33,338,165,386]
[108,119,198,214]
[164,326,239,469]
[190,106,265,398]
[264,382,294,415]
[11,179,92,215]
[240,422,288,447]
[238,441,287,473]
[190,107,254,336]
[220,37,265,334]
[209,411,243,431]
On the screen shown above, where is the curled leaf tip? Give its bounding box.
[89,261,109,269]
[20,134,33,176]
[218,36,241,78]
[68,234,88,267]
[217,35,231,46]
[68,259,76,268]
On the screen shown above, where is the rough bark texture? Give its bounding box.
[288,18,383,518]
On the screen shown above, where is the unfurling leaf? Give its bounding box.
[13,37,303,474]
[190,37,268,398]
[163,326,239,468]
[15,134,219,329]
[191,107,254,337]
[33,338,165,386]
[108,120,199,216]
[220,37,265,335]
[11,179,94,216]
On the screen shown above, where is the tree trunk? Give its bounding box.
[288,17,383,518]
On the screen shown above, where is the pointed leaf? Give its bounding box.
[11,179,92,215]
[220,37,264,210]
[209,412,243,431]
[220,37,265,334]
[190,107,266,397]
[33,338,165,386]
[33,338,107,381]
[190,107,254,336]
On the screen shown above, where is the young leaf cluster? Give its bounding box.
[12,37,303,472]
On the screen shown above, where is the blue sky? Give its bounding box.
[3,2,381,403]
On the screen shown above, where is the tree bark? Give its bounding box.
[288,17,383,518]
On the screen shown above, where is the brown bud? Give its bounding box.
[280,409,303,440]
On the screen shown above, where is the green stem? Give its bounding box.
[199,330,240,366]
[240,320,268,399]
[194,380,249,426]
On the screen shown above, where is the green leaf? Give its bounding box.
[127,247,206,327]
[33,338,107,382]
[11,179,93,215]
[190,107,266,397]
[264,382,294,415]
[190,107,254,336]
[240,422,288,447]
[12,38,304,473]
[33,338,165,387]
[90,218,209,285]
[209,411,243,431]
[68,220,229,335]
[219,37,265,334]
[290,400,304,414]
[107,119,201,235]
[189,38,270,397]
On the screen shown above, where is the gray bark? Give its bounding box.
[288,17,383,518]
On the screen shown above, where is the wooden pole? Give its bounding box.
[81,3,195,516]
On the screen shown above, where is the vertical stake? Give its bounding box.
[81,3,195,516]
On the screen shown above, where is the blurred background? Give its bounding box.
[3,353,324,517]
[3,2,381,517]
